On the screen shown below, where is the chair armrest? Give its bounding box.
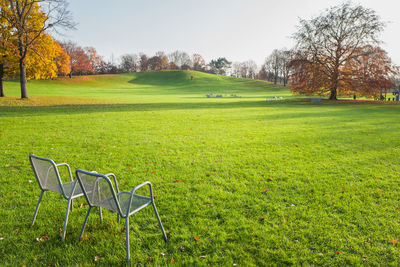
[126,181,153,216]
[105,173,119,194]
[56,163,73,182]
[131,181,152,197]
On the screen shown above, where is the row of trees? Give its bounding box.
[62,46,234,77]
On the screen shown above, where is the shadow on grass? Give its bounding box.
[0,99,399,119]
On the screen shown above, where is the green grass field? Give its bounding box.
[1,70,400,266]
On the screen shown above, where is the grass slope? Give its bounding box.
[1,71,400,266]
[2,70,288,102]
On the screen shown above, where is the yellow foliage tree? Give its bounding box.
[0,1,71,97]
[0,0,74,98]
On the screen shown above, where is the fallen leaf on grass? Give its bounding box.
[166,232,171,238]
[161,252,165,256]
[49,262,55,266]
[263,189,269,194]
[205,174,210,177]
[36,236,49,242]
[151,171,156,174]
[204,201,210,204]
[335,251,340,254]
[127,166,131,169]
[153,195,158,198]
[376,177,383,180]
[259,217,265,221]
[199,255,206,258]
[94,256,99,262]
[124,181,128,185]
[28,180,33,183]
[377,189,382,194]
[15,228,19,232]
[194,237,199,242]
[109,221,114,225]
[174,178,181,182]
[391,240,398,245]
[121,227,126,233]
[179,246,185,251]
[81,235,90,241]
[0,237,4,241]
[170,257,174,262]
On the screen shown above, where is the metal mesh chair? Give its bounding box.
[29,154,84,241]
[76,169,167,265]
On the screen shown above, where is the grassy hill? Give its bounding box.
[1,71,400,265]
[2,70,289,104]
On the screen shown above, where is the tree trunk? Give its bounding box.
[0,63,4,97]
[19,59,28,99]
[329,88,337,100]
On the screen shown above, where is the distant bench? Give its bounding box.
[311,98,322,103]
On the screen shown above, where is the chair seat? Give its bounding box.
[62,180,84,199]
[97,191,151,216]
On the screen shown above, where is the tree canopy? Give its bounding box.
[0,0,74,98]
[290,2,397,100]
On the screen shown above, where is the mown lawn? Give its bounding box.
[1,71,400,266]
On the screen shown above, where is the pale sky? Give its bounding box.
[63,0,400,66]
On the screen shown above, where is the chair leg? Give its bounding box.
[126,217,130,265]
[152,202,167,242]
[70,199,73,211]
[79,206,92,241]
[31,191,45,227]
[99,207,103,223]
[61,199,72,241]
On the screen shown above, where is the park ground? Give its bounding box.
[1,70,400,265]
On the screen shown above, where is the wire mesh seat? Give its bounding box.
[29,154,84,241]
[76,169,167,265]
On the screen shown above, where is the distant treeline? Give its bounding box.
[59,41,289,85]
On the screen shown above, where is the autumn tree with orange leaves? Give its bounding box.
[290,2,396,100]
[0,0,75,98]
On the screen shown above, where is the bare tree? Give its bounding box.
[120,54,138,73]
[0,0,76,98]
[265,49,282,84]
[292,2,385,99]
[168,50,191,69]
[192,53,206,71]
[139,53,148,72]
[280,49,294,86]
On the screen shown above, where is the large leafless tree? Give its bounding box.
[292,2,385,100]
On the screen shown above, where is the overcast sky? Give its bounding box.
[63,0,400,66]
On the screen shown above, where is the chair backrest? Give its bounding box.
[29,154,65,195]
[75,169,122,215]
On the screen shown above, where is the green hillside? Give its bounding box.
[3,70,289,103]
